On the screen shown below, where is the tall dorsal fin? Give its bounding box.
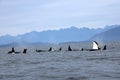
[93,41,99,50]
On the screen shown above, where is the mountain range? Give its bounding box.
[92,25,120,41]
[0,25,119,46]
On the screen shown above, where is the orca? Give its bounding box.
[81,41,101,51]
[68,45,72,51]
[8,47,21,54]
[23,49,27,53]
[66,45,80,51]
[57,47,62,52]
[8,47,15,54]
[48,47,55,52]
[89,41,101,51]
[8,51,21,54]
[36,49,46,52]
[8,47,14,54]
[48,47,52,51]
[14,52,21,54]
[36,47,54,52]
[8,51,15,54]
[81,48,84,51]
[103,45,107,50]
[11,47,15,52]
[58,47,62,51]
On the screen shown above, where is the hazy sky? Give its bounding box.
[0,0,120,36]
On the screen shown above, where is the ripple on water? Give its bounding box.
[65,76,89,80]
[0,74,25,79]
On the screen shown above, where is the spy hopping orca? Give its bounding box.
[89,41,101,51]
[81,41,101,51]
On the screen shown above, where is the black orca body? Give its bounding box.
[81,48,84,51]
[23,49,27,53]
[36,47,54,52]
[89,49,100,51]
[48,47,52,51]
[8,51,21,54]
[58,47,62,51]
[8,51,14,54]
[80,48,99,51]
[68,45,72,51]
[36,49,46,52]
[8,47,21,54]
[11,47,15,52]
[103,45,107,50]
[81,41,103,51]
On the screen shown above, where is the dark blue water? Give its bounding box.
[0,46,120,80]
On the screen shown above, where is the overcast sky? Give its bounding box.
[0,0,120,36]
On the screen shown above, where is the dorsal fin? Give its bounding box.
[49,47,52,51]
[68,45,72,51]
[93,41,99,50]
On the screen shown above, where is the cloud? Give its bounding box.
[0,0,120,35]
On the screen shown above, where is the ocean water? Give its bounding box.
[0,42,120,80]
